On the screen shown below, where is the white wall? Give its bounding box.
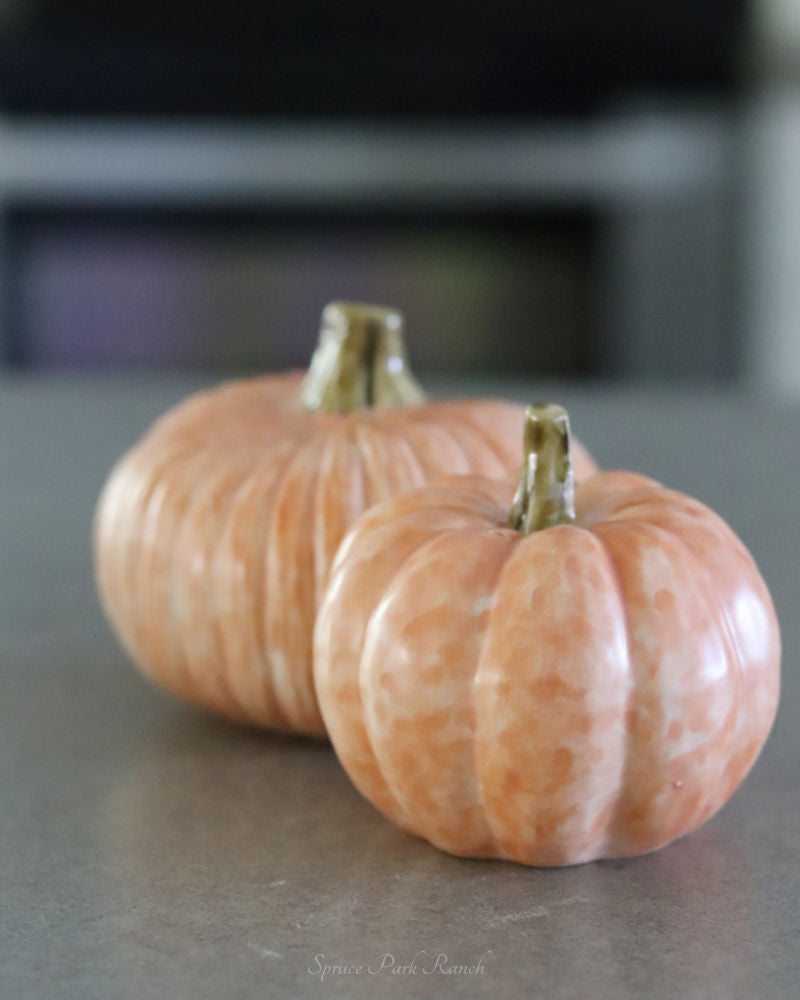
[744,1,800,400]
[744,89,800,400]
[755,0,800,54]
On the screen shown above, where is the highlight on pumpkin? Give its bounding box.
[301,301,426,413]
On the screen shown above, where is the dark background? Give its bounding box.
[0,0,787,384]
[0,2,746,117]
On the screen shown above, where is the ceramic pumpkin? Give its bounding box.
[314,404,780,865]
[94,304,597,736]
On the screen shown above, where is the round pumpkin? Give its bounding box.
[314,404,780,864]
[94,305,597,736]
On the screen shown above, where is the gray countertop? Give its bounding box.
[2,374,799,1000]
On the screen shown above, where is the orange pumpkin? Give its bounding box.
[94,305,597,735]
[314,404,780,864]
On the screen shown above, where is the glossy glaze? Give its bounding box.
[314,472,781,864]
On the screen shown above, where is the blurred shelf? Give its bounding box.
[0,107,736,385]
[0,112,728,207]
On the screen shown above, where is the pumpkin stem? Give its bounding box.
[508,404,576,534]
[301,302,426,413]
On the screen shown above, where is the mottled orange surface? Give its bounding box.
[94,373,598,735]
[314,472,780,864]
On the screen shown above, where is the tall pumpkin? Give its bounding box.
[94,303,597,735]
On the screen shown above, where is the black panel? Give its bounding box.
[0,1,748,117]
[5,203,595,375]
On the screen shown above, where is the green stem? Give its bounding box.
[301,302,425,413]
[508,404,576,534]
